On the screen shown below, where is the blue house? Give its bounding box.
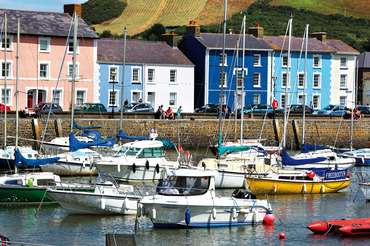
[264,33,358,110]
[179,22,273,110]
[97,38,194,112]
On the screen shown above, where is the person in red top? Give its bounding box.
[166,107,174,119]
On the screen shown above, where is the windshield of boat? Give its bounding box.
[156,176,210,196]
[116,146,164,158]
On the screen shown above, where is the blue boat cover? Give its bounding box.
[302,143,326,153]
[14,149,59,168]
[69,132,107,151]
[217,134,251,156]
[116,130,176,148]
[82,130,116,147]
[282,148,327,166]
[73,120,102,130]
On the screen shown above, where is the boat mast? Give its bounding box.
[69,11,78,133]
[3,13,7,149]
[282,16,292,148]
[218,0,227,152]
[240,15,246,146]
[302,24,309,146]
[120,27,127,130]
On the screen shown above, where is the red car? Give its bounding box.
[0,103,11,111]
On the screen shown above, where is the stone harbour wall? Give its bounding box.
[1,118,369,150]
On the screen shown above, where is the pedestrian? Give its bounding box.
[124,99,129,106]
[309,101,314,111]
[166,107,174,119]
[177,106,182,119]
[139,98,143,103]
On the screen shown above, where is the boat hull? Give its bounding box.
[47,190,139,215]
[0,186,55,204]
[355,157,370,166]
[308,217,370,235]
[141,197,269,228]
[246,177,350,195]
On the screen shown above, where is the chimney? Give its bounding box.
[248,24,264,38]
[185,21,200,37]
[311,32,327,43]
[64,4,82,18]
[162,31,178,48]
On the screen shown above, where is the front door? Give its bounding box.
[27,93,33,108]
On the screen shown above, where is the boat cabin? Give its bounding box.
[115,140,165,158]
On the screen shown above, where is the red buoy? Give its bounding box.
[307,171,315,179]
[346,173,350,179]
[279,232,286,240]
[263,211,275,224]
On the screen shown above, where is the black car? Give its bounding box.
[357,105,370,114]
[194,103,231,113]
[28,103,63,117]
[274,104,313,114]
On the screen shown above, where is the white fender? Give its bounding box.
[118,163,121,173]
[152,208,156,219]
[101,198,106,210]
[232,208,237,219]
[212,208,217,220]
[124,198,129,210]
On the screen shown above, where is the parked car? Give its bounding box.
[74,103,107,112]
[315,104,346,115]
[243,104,273,114]
[194,103,232,114]
[274,104,314,114]
[121,103,154,112]
[0,103,11,111]
[27,103,63,117]
[357,105,370,115]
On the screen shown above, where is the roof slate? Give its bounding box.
[0,9,99,39]
[264,36,358,54]
[97,39,193,66]
[195,33,273,50]
[358,52,370,68]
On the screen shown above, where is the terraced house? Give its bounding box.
[0,6,99,111]
[265,32,359,110]
[97,37,194,113]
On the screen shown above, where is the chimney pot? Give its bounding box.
[256,24,260,27]
[248,25,264,38]
[64,4,82,18]
[311,32,327,43]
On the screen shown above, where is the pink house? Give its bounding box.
[0,6,99,111]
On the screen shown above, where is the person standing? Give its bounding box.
[309,101,314,111]
[177,106,182,119]
[124,99,129,106]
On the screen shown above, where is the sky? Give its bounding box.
[0,0,88,13]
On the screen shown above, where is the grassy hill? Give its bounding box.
[85,0,369,36]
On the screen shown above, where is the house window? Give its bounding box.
[148,69,155,83]
[39,37,50,52]
[68,39,79,53]
[109,67,118,82]
[52,90,62,105]
[253,73,261,87]
[1,36,13,50]
[339,96,347,106]
[1,62,11,78]
[220,53,227,66]
[253,94,260,104]
[169,92,177,106]
[219,72,227,87]
[313,55,321,68]
[253,54,261,66]
[282,72,289,88]
[68,63,79,80]
[340,57,347,68]
[132,91,141,102]
[280,94,289,109]
[108,90,118,107]
[340,74,347,89]
[282,55,288,67]
[313,95,320,109]
[298,73,305,88]
[170,70,177,83]
[1,88,10,104]
[236,70,243,88]
[132,68,141,83]
[298,94,306,105]
[39,63,49,79]
[76,90,86,106]
[313,73,321,89]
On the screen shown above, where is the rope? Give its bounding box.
[34,189,48,217]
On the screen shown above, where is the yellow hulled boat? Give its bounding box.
[246,169,350,195]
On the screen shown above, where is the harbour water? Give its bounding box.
[0,149,369,245]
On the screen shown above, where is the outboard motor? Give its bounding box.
[232,189,257,199]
